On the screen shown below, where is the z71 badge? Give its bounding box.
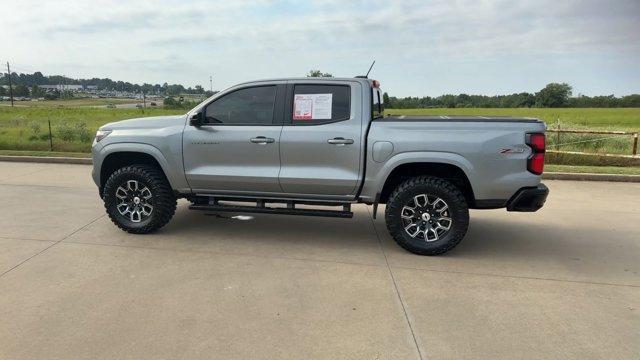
[500,147,525,154]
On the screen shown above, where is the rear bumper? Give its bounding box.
[506,184,549,212]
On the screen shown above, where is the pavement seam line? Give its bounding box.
[0,235,57,243]
[367,206,425,360]
[392,265,640,288]
[0,214,106,279]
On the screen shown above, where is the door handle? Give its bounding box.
[250,136,275,144]
[327,137,354,145]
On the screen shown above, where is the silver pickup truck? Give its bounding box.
[92,77,548,255]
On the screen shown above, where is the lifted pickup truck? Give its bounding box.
[92,77,548,255]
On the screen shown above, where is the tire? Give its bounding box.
[103,164,177,234]
[385,176,469,255]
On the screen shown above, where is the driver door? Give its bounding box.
[182,84,285,194]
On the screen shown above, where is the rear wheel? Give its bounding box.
[103,165,176,234]
[385,176,469,255]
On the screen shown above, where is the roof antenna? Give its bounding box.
[365,60,376,78]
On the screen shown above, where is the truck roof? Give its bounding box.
[234,77,373,87]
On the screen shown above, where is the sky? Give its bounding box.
[2,0,639,97]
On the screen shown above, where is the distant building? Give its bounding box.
[38,84,85,91]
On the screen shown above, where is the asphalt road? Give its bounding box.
[0,162,638,359]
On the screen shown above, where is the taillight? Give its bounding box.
[526,133,545,175]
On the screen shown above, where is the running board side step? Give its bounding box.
[188,198,353,218]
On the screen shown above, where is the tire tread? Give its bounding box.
[385,176,469,255]
[103,164,176,234]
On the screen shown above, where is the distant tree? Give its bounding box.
[31,85,44,98]
[13,84,29,97]
[307,70,333,78]
[166,84,185,96]
[536,83,572,108]
[620,94,640,107]
[44,91,60,100]
[0,86,5,96]
[382,92,389,107]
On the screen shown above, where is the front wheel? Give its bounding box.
[385,176,469,255]
[103,165,177,234]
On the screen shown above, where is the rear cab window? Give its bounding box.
[291,84,351,125]
[372,86,383,119]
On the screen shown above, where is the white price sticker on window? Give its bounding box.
[293,94,332,120]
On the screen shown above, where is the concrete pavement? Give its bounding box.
[0,162,638,359]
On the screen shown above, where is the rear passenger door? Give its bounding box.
[278,82,364,197]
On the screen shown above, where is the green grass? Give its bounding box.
[386,108,640,131]
[546,164,640,175]
[1,105,639,165]
[0,107,185,152]
[0,149,90,158]
[386,108,640,157]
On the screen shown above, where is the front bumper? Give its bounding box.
[506,184,549,212]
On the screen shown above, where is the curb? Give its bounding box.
[1,155,639,183]
[0,155,92,165]
[543,172,640,183]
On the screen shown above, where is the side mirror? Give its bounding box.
[189,112,203,127]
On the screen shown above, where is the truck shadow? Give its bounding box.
[160,203,635,270]
[157,203,381,254]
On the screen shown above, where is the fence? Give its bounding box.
[546,129,639,157]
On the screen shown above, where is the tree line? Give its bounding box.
[307,71,639,108]
[2,70,639,108]
[0,71,212,97]
[383,83,640,108]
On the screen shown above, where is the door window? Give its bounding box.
[204,86,277,125]
[292,85,350,125]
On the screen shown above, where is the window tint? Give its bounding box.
[205,86,276,125]
[292,84,350,124]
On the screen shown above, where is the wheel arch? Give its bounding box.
[98,145,174,193]
[378,161,476,207]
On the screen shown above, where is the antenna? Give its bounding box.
[365,60,375,78]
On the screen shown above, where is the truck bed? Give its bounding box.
[360,114,546,203]
[378,115,542,123]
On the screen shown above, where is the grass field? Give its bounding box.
[545,164,640,175]
[0,103,638,162]
[0,107,185,152]
[386,108,640,131]
[387,108,640,156]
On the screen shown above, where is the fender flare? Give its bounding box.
[97,142,182,190]
[362,151,477,201]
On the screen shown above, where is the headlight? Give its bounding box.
[95,129,112,142]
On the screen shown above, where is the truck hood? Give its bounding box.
[100,115,186,130]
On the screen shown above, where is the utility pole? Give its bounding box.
[209,75,213,92]
[6,62,14,107]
